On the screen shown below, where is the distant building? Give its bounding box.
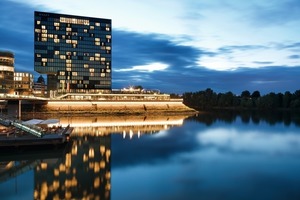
[34,11,112,96]
[0,51,14,94]
[14,72,34,95]
[33,75,47,97]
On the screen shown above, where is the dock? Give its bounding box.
[0,116,73,148]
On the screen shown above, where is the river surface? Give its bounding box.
[0,111,300,200]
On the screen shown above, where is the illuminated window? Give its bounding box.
[66,27,72,32]
[66,40,71,44]
[60,55,66,59]
[90,57,94,61]
[95,38,100,42]
[42,29,47,33]
[54,39,60,43]
[95,53,100,57]
[41,25,46,29]
[37,20,40,25]
[42,38,47,42]
[84,29,88,33]
[36,54,41,57]
[54,51,59,55]
[90,26,94,29]
[106,35,111,39]
[101,57,106,61]
[89,68,94,72]
[35,29,41,33]
[42,58,47,62]
[95,22,100,26]
[60,71,65,75]
[84,64,89,68]
[95,42,100,46]
[72,72,77,76]
[48,34,53,38]
[106,27,110,31]
[101,73,105,77]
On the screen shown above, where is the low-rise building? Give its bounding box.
[0,51,14,94]
[14,72,34,95]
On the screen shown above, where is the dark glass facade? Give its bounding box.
[0,51,14,94]
[34,11,112,95]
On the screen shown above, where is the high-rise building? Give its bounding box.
[34,11,112,96]
[0,51,14,94]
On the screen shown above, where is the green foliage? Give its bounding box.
[182,88,300,110]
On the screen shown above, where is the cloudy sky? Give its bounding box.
[1,0,300,94]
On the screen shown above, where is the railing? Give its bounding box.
[11,121,43,138]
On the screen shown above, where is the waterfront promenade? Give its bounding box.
[1,93,197,116]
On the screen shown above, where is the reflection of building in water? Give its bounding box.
[59,115,186,138]
[34,135,111,200]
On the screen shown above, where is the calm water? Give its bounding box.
[1,111,300,200]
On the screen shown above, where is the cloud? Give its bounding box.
[115,62,169,73]
[288,55,300,59]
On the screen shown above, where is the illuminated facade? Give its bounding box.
[34,11,112,95]
[0,51,14,94]
[14,72,34,95]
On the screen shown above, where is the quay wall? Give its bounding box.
[41,99,197,114]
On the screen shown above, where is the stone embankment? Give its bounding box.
[41,99,197,115]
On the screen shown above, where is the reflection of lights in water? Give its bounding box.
[130,130,133,139]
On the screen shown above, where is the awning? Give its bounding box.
[23,119,60,125]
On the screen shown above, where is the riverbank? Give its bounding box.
[35,100,198,115]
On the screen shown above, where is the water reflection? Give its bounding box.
[1,112,300,199]
[0,114,188,200]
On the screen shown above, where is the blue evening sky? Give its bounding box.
[1,0,300,94]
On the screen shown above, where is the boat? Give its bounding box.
[0,117,73,148]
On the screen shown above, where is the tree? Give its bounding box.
[241,90,251,98]
[251,91,261,98]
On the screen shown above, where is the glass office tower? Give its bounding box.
[34,11,112,96]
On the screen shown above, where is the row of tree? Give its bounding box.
[181,88,300,110]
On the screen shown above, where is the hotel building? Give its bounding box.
[0,51,14,94]
[34,11,112,96]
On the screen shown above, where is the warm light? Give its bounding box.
[65,191,72,199]
[41,163,48,170]
[89,148,95,158]
[100,145,105,155]
[83,154,88,162]
[65,153,72,168]
[53,180,60,191]
[100,161,105,168]
[54,169,59,176]
[40,182,48,200]
[106,150,111,162]
[94,177,100,188]
[59,164,66,172]
[94,162,100,173]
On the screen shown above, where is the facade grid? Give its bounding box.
[34,11,112,95]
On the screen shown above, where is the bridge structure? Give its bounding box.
[0,94,48,119]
